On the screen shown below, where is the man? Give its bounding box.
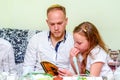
[23,4,74,76]
[0,38,16,74]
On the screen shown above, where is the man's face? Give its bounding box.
[46,10,68,39]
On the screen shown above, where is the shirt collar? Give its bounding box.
[48,31,66,42]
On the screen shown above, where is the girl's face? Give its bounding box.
[73,33,89,53]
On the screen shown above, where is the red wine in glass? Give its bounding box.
[108,62,116,71]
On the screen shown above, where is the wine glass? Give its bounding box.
[107,50,120,72]
[113,50,120,80]
[107,50,120,80]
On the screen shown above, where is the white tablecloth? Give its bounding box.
[63,77,103,80]
[0,72,103,80]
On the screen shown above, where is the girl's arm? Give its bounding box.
[90,62,104,76]
[70,47,80,74]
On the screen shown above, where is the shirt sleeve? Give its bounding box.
[90,46,107,64]
[1,40,16,74]
[23,35,38,75]
[8,45,17,74]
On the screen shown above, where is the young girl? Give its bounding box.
[70,22,113,79]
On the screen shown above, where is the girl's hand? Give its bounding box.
[70,47,80,57]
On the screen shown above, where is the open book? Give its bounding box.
[40,61,58,76]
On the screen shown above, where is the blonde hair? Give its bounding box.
[47,4,66,16]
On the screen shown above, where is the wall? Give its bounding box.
[0,0,120,49]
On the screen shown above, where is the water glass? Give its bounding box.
[16,63,23,79]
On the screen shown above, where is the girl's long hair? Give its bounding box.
[73,21,108,74]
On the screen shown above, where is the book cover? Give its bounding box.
[40,61,58,76]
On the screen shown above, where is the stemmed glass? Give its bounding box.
[108,50,120,72]
[107,50,120,80]
[114,50,120,80]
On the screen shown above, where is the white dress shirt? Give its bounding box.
[23,31,74,75]
[0,38,16,74]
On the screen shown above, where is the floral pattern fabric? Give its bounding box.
[0,28,41,64]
